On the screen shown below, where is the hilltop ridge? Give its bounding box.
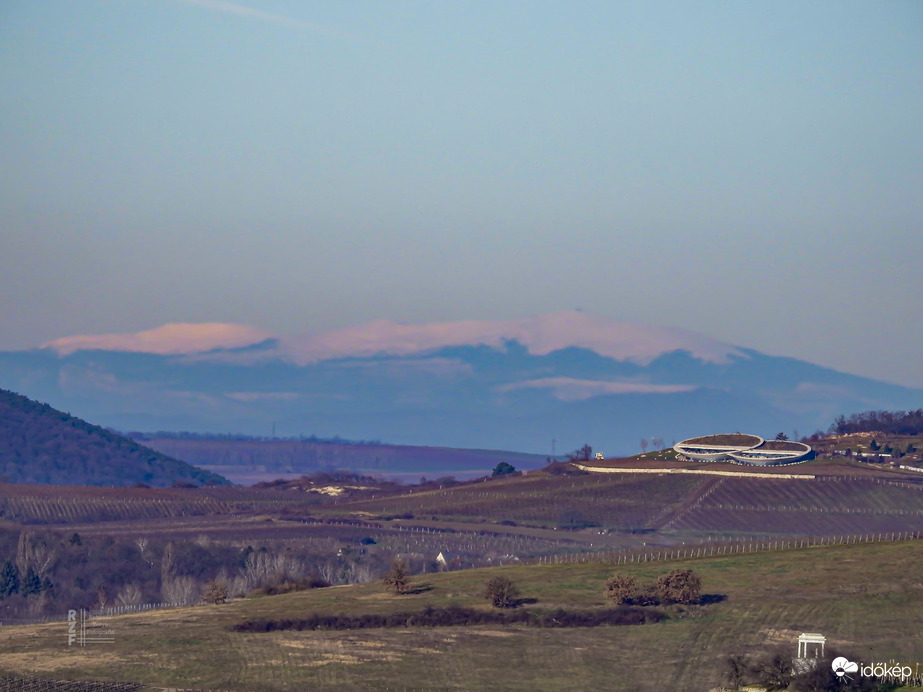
[0,388,230,486]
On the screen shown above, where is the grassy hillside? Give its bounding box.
[0,388,229,487]
[1,539,921,691]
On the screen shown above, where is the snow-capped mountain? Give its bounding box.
[6,312,921,455]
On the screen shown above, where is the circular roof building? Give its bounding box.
[674,434,811,466]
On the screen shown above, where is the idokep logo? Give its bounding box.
[831,657,858,679]
[832,657,913,682]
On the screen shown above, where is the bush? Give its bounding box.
[605,575,639,604]
[605,569,703,606]
[655,569,701,605]
[248,578,328,596]
[491,462,516,477]
[202,579,229,604]
[483,576,520,608]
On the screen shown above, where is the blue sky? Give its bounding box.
[1,1,922,387]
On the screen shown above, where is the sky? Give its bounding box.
[1,1,922,388]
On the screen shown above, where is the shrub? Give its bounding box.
[605,575,639,604]
[655,569,702,605]
[492,462,516,477]
[248,578,328,597]
[483,576,520,608]
[606,569,703,606]
[202,579,229,604]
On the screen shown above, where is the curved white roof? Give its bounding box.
[674,434,811,466]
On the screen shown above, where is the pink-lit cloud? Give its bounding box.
[41,312,744,365]
[43,323,271,356]
[278,312,743,365]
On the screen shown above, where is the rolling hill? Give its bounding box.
[0,388,230,487]
[132,434,551,484]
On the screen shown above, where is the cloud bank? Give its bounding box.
[43,323,271,356]
[277,312,744,365]
[39,312,744,365]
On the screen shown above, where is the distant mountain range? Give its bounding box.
[0,388,230,486]
[1,312,920,456]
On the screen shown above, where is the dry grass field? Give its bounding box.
[1,539,922,691]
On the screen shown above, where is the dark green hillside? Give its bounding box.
[0,389,229,487]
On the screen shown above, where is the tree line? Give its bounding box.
[0,526,403,621]
[829,409,923,437]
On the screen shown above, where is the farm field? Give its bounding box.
[2,459,922,579]
[0,483,323,525]
[1,539,922,691]
[312,463,923,542]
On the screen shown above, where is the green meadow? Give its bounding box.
[1,539,922,691]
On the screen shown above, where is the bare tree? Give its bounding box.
[160,542,177,584]
[383,559,410,594]
[136,537,153,568]
[162,576,198,605]
[116,583,143,606]
[94,585,109,610]
[651,437,664,451]
[241,551,304,591]
[751,649,794,689]
[565,444,593,462]
[16,532,56,579]
[317,559,338,586]
[640,438,649,454]
[724,653,748,690]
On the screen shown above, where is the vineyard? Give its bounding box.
[0,484,321,525]
[664,476,923,536]
[0,675,142,691]
[0,462,921,638]
[326,472,710,530]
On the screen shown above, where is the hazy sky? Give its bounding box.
[2,1,922,387]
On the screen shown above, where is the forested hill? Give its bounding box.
[0,388,230,487]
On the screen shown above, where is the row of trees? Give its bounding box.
[0,526,400,620]
[385,559,704,610]
[383,561,522,609]
[830,409,923,436]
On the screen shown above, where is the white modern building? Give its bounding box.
[674,433,812,466]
